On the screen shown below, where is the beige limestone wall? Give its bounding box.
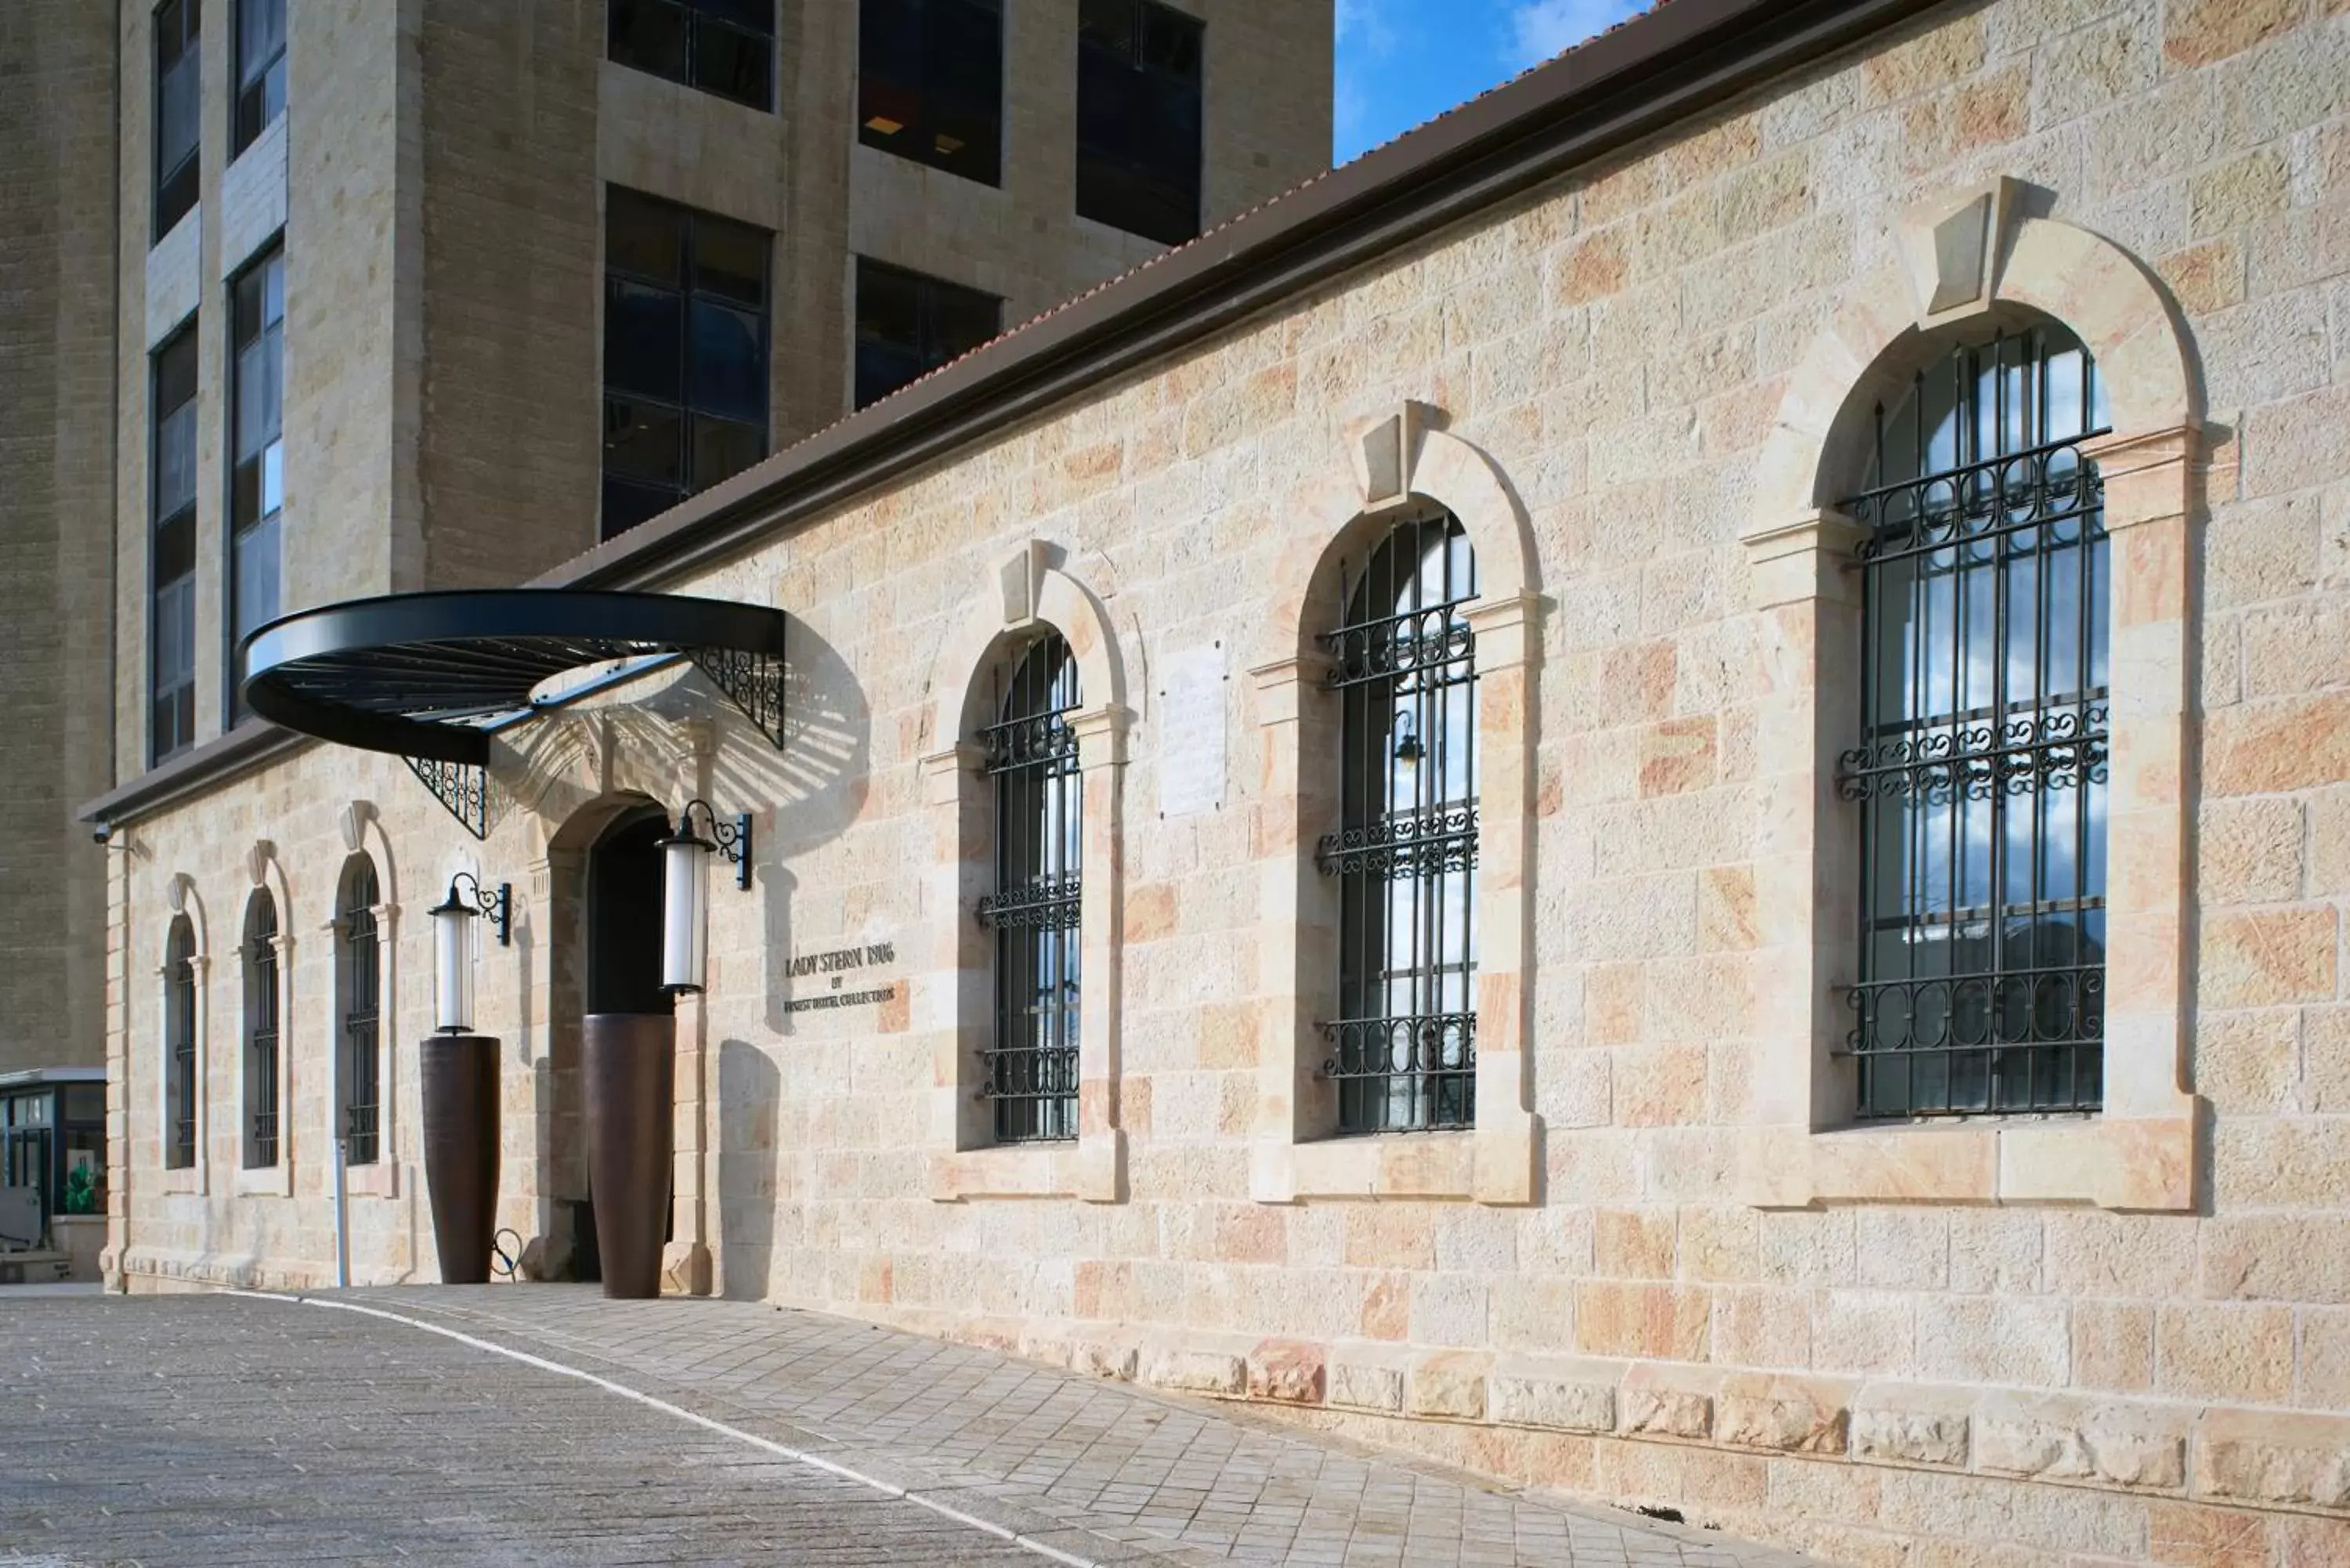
[0,2,117,1078]
[105,2,2350,1565]
[108,0,413,773]
[415,1,602,590]
[286,0,414,611]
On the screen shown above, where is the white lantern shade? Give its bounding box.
[431,895,475,1033]
[661,833,709,993]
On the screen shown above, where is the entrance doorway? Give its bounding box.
[588,808,671,1016]
[566,806,676,1281]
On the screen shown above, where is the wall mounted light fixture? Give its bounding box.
[428,872,510,1035]
[659,800,752,995]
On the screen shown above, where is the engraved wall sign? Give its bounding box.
[780,939,899,1013]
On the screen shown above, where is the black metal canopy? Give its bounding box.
[240,587,787,767]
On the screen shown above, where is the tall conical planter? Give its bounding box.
[419,1033,501,1284]
[583,1013,674,1300]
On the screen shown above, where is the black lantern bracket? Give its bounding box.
[672,798,754,891]
[434,871,513,946]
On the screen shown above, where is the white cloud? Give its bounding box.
[1336,0,1398,57]
[1332,0,1398,164]
[1507,0,1645,69]
[1335,75,1371,157]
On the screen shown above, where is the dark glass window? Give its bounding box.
[338,857,381,1166]
[230,248,284,721]
[859,0,1003,186]
[1318,514,1478,1135]
[155,0,201,239]
[1842,326,2111,1118]
[1076,0,1202,246]
[608,0,775,112]
[233,0,285,155]
[975,634,1081,1144]
[853,258,1003,409]
[164,916,197,1170]
[602,188,771,540]
[243,891,278,1169]
[151,327,200,765]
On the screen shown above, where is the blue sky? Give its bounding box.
[1334,0,1648,164]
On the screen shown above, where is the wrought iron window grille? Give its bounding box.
[1838,327,2110,1120]
[982,709,1078,775]
[1317,1012,1476,1130]
[980,634,1082,1145]
[1321,512,1481,1136]
[977,872,1081,930]
[164,920,198,1170]
[1322,603,1475,692]
[168,1036,197,1169]
[338,883,381,1167]
[243,912,280,1170]
[1315,804,1480,881]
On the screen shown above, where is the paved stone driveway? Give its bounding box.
[0,1292,1050,1566]
[0,1287,1821,1567]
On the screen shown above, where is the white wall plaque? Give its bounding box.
[1156,642,1227,818]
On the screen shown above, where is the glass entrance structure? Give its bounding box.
[0,1069,107,1250]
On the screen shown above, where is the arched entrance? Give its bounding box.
[543,800,675,1282]
[588,808,671,1017]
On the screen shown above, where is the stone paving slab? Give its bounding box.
[345,1285,1822,1568]
[0,1292,1086,1566]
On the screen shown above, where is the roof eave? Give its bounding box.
[81,0,1951,831]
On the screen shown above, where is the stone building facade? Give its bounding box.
[2,2,121,1082]
[80,0,2350,1564]
[10,0,1323,1198]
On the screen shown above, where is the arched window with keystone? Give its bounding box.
[1839,323,2111,1118]
[974,631,1083,1144]
[1318,511,1480,1135]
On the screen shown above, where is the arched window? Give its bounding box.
[242,891,279,1169]
[1841,324,2110,1118]
[164,916,197,1169]
[337,856,381,1165]
[1319,511,1478,1134]
[974,631,1080,1143]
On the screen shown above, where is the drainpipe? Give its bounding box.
[333,1136,350,1288]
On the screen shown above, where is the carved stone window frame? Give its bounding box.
[233,842,296,1196]
[329,804,400,1200]
[1250,404,1545,1205]
[157,876,208,1197]
[1738,180,2206,1212]
[919,543,1132,1203]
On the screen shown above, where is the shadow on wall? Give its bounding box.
[753,619,870,1034]
[717,1037,780,1301]
[495,620,872,1031]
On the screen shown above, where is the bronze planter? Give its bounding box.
[583,1013,674,1300]
[419,1033,501,1284]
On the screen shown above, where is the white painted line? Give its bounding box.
[222,1288,1105,1568]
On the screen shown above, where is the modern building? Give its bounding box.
[2,3,117,1089]
[0,0,1326,1238]
[70,0,2350,1563]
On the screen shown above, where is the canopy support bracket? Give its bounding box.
[406,757,491,840]
[691,645,787,750]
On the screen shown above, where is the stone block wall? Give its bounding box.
[0,1,118,1078]
[104,2,2350,1565]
